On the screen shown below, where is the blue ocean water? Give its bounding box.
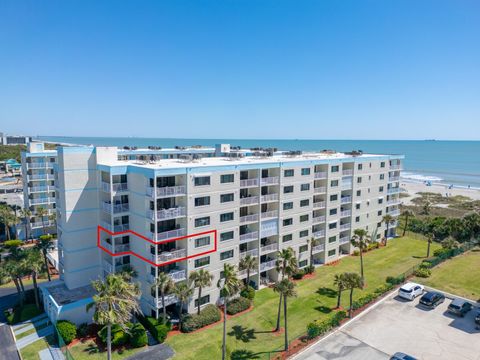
[37,137,480,189]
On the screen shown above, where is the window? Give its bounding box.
[220,249,234,261]
[299,245,308,253]
[220,231,234,242]
[194,176,210,186]
[194,294,210,307]
[195,236,210,248]
[299,260,308,268]
[355,216,360,222]
[355,203,361,210]
[377,210,383,216]
[220,193,234,203]
[331,180,339,187]
[329,208,337,215]
[379,186,384,192]
[221,174,234,183]
[195,217,210,227]
[301,168,311,176]
[194,256,210,268]
[220,212,234,222]
[283,234,293,242]
[300,183,310,191]
[378,198,383,204]
[195,196,210,207]
[328,249,336,257]
[330,194,338,201]
[283,218,293,226]
[300,199,309,207]
[299,230,309,238]
[283,202,293,210]
[329,222,337,229]
[284,169,294,177]
[356,190,361,196]
[331,165,339,172]
[379,174,385,180]
[358,164,363,170]
[283,185,294,194]
[328,236,336,243]
[300,214,309,222]
[380,162,385,168]
[357,177,362,184]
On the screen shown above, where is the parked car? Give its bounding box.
[398,282,424,301]
[475,311,480,329]
[419,291,445,308]
[390,352,417,360]
[448,299,472,317]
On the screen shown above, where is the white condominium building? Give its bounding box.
[40,145,402,324]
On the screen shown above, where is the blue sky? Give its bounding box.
[0,0,479,140]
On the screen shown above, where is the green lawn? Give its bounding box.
[166,235,439,360]
[4,304,43,324]
[68,339,145,360]
[19,335,56,360]
[415,249,480,301]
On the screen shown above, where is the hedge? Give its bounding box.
[304,265,315,275]
[307,311,347,339]
[385,274,405,285]
[181,304,221,333]
[98,324,130,346]
[3,240,23,248]
[292,270,304,280]
[130,323,148,348]
[137,315,171,343]
[226,297,251,315]
[56,320,77,344]
[414,268,431,278]
[240,286,255,300]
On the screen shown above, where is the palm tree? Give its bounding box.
[307,237,319,268]
[274,248,297,331]
[0,206,14,240]
[343,272,364,318]
[86,274,141,360]
[273,279,297,351]
[333,273,347,309]
[152,272,174,321]
[350,229,371,281]
[35,207,48,235]
[426,232,435,258]
[173,281,193,329]
[4,260,25,306]
[25,248,44,308]
[422,200,432,215]
[35,235,54,281]
[382,214,394,245]
[463,212,480,243]
[189,269,213,315]
[401,209,415,237]
[19,208,32,241]
[217,263,242,360]
[239,254,257,288]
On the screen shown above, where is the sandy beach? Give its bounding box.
[401,181,480,206]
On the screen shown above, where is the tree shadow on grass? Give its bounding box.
[314,305,332,314]
[316,287,337,298]
[228,325,257,343]
[230,349,261,359]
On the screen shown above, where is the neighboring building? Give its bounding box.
[40,145,402,324]
[0,132,32,145]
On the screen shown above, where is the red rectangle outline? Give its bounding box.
[97,225,217,267]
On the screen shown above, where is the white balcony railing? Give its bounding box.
[340,210,352,217]
[260,193,279,202]
[260,243,279,254]
[239,231,258,243]
[388,176,400,182]
[341,182,353,190]
[240,196,259,206]
[388,187,401,194]
[390,164,402,170]
[102,182,128,193]
[30,220,55,229]
[341,196,352,204]
[29,186,55,193]
[101,221,129,233]
[148,207,186,221]
[313,201,326,209]
[27,162,54,169]
[314,172,327,179]
[152,228,186,242]
[156,294,178,308]
[240,214,259,223]
[313,229,326,238]
[260,259,277,272]
[314,186,327,194]
[240,248,259,258]
[387,209,401,217]
[339,236,350,244]
[312,244,325,253]
[102,202,129,214]
[260,176,279,185]
[312,215,326,223]
[154,248,187,264]
[340,223,351,231]
[261,210,278,219]
[29,197,54,205]
[387,198,401,206]
[167,269,187,282]
[147,185,186,198]
[342,169,354,176]
[28,174,54,181]
[240,178,259,187]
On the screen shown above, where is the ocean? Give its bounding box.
[37,136,480,189]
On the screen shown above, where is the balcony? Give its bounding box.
[167,269,187,282]
[341,182,353,190]
[148,207,186,221]
[260,243,279,254]
[29,197,54,205]
[261,210,278,220]
[388,176,400,182]
[314,186,327,194]
[314,172,327,179]
[260,193,278,203]
[101,221,129,233]
[28,174,54,181]
[102,202,130,214]
[155,294,178,308]
[31,220,55,229]
[260,176,279,186]
[312,244,325,253]
[240,196,259,206]
[29,186,55,193]
[340,210,352,217]
[240,178,259,188]
[115,243,130,253]
[390,164,402,170]
[240,248,259,259]
[260,259,277,272]
[261,220,278,237]
[147,185,186,198]
[387,198,401,206]
[387,188,401,195]
[239,231,258,243]
[102,182,128,193]
[152,228,186,242]
[339,236,350,244]
[313,229,325,238]
[313,201,326,209]
[27,162,54,169]
[312,215,326,224]
[341,196,352,204]
[238,267,258,278]
[340,223,351,231]
[240,214,259,224]
[342,169,354,176]
[387,209,401,217]
[153,248,187,264]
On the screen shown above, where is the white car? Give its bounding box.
[398,282,424,301]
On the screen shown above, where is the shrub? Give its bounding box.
[292,270,304,280]
[130,323,148,348]
[56,320,77,344]
[137,316,171,343]
[353,250,360,256]
[39,234,53,241]
[304,265,315,274]
[414,268,431,278]
[306,310,347,339]
[386,275,405,285]
[419,261,433,269]
[3,240,23,248]
[77,323,89,338]
[181,304,221,333]
[227,297,251,315]
[433,248,452,258]
[240,286,255,300]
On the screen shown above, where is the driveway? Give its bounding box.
[294,290,480,360]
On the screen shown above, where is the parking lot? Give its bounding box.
[294,289,480,360]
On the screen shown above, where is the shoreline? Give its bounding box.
[400,180,480,206]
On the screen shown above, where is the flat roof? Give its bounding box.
[46,282,96,306]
